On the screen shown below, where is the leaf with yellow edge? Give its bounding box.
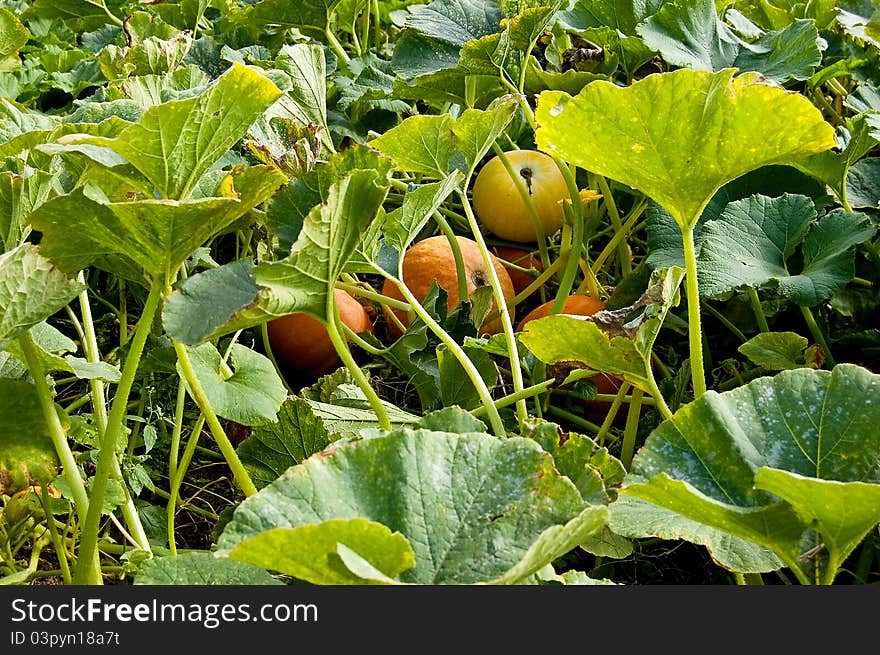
[535,68,836,230]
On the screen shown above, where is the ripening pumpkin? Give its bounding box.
[381,235,515,339]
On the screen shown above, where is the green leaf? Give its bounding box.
[0,244,84,352]
[228,519,415,584]
[609,495,784,573]
[437,342,498,410]
[237,398,335,489]
[266,144,394,256]
[253,169,389,322]
[97,32,193,80]
[846,157,880,209]
[622,364,880,583]
[217,429,605,584]
[637,0,821,82]
[559,0,664,34]
[163,259,262,345]
[64,62,282,199]
[792,113,879,202]
[106,66,210,109]
[738,331,812,371]
[274,44,332,149]
[528,421,626,505]
[0,8,29,73]
[225,0,343,34]
[134,553,283,585]
[30,165,286,283]
[370,95,518,178]
[405,0,502,47]
[697,194,876,306]
[0,167,57,250]
[305,397,420,438]
[0,379,60,495]
[382,174,463,255]
[535,68,836,230]
[180,343,287,427]
[519,267,683,393]
[491,505,610,584]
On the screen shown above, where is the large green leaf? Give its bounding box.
[391,0,503,79]
[0,8,29,73]
[225,0,344,34]
[637,0,821,82]
[0,379,60,495]
[0,244,84,352]
[265,144,394,256]
[237,398,335,489]
[697,194,876,306]
[369,95,518,178]
[609,495,784,573]
[535,68,836,230]
[163,259,262,345]
[228,519,416,584]
[62,62,282,199]
[179,343,287,427]
[274,44,332,149]
[29,166,286,283]
[97,32,193,80]
[622,364,880,584]
[252,169,389,322]
[217,429,606,584]
[519,267,683,393]
[134,553,283,585]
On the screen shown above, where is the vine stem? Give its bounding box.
[594,175,632,277]
[458,189,529,427]
[16,331,101,582]
[594,380,631,446]
[470,378,556,418]
[434,210,470,304]
[620,388,644,470]
[172,340,258,497]
[800,305,836,368]
[748,288,769,333]
[381,267,508,437]
[682,227,707,398]
[324,301,392,431]
[167,415,206,556]
[76,273,151,553]
[38,488,71,584]
[73,281,163,584]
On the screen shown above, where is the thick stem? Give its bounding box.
[17,331,101,583]
[167,415,206,556]
[434,210,470,304]
[38,487,71,584]
[459,190,529,426]
[172,340,258,498]
[470,378,556,418]
[83,280,152,555]
[682,227,707,398]
[595,175,632,277]
[620,388,644,470]
[748,287,770,333]
[550,202,585,316]
[385,270,508,437]
[593,380,631,446]
[72,282,163,584]
[325,303,392,431]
